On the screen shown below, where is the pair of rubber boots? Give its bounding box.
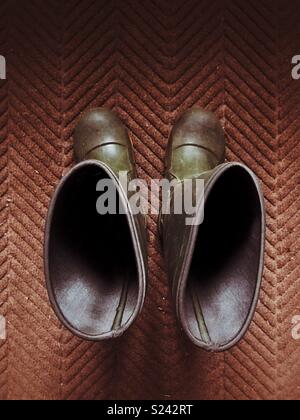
[45,108,265,352]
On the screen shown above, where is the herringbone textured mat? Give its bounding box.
[0,0,299,400]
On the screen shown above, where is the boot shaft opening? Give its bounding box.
[183,164,264,350]
[45,162,142,340]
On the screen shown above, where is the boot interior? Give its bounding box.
[47,163,139,338]
[184,166,263,348]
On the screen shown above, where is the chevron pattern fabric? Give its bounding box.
[0,0,299,400]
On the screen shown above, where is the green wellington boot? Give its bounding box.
[45,109,147,341]
[160,108,266,351]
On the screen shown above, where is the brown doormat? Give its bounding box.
[0,0,299,400]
